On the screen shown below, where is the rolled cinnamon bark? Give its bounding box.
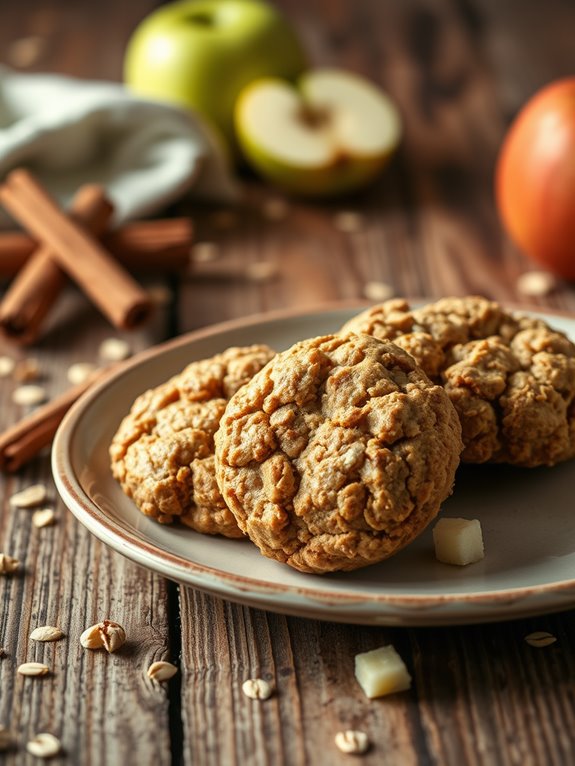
[0,218,193,278]
[0,185,114,345]
[0,170,153,330]
[0,369,104,472]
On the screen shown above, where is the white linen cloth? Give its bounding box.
[0,66,237,226]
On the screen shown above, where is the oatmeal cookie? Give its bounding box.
[214,334,462,573]
[110,345,275,536]
[341,296,575,466]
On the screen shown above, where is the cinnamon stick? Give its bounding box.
[0,170,152,330]
[0,369,104,472]
[0,185,114,345]
[0,218,193,278]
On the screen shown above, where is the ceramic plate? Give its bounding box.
[52,304,575,626]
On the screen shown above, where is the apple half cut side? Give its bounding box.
[234,69,402,197]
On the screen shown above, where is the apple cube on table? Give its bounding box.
[355,645,412,699]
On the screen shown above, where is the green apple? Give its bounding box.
[124,0,307,151]
[234,69,402,196]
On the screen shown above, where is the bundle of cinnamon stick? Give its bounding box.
[0,169,194,344]
[0,168,194,472]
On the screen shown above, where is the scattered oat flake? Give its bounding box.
[262,198,290,221]
[363,280,394,302]
[67,362,97,386]
[99,338,131,362]
[12,384,46,406]
[525,631,557,648]
[334,211,364,233]
[211,210,239,229]
[190,242,220,264]
[334,730,370,755]
[147,660,178,681]
[30,625,64,642]
[26,732,61,758]
[0,356,15,377]
[246,261,279,283]
[10,484,47,508]
[242,677,273,700]
[17,662,49,677]
[32,508,56,529]
[0,554,19,574]
[14,357,40,382]
[0,726,12,751]
[6,35,46,68]
[516,271,556,297]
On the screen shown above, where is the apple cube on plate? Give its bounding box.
[433,517,484,566]
[354,645,412,699]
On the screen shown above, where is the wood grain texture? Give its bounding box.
[0,1,575,765]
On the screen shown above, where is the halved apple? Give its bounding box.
[234,68,402,196]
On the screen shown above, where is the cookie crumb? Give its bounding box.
[334,730,370,755]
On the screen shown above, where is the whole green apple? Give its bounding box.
[124,0,307,152]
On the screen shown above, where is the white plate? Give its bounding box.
[52,304,575,626]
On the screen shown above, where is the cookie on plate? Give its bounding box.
[340,296,575,466]
[110,345,275,537]
[215,334,462,573]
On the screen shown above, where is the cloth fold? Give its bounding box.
[0,66,238,226]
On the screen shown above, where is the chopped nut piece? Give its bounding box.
[525,631,558,648]
[99,338,131,362]
[80,620,126,653]
[516,270,556,297]
[242,678,273,700]
[355,645,412,698]
[30,626,64,642]
[262,197,289,221]
[10,484,47,508]
[363,280,394,303]
[67,362,97,386]
[0,554,19,574]
[26,732,61,758]
[12,384,47,407]
[32,508,56,529]
[334,211,364,233]
[245,261,278,283]
[0,726,12,751]
[190,242,220,263]
[147,661,178,682]
[433,517,484,566]
[17,662,49,677]
[334,730,370,755]
[0,356,15,377]
[14,357,40,382]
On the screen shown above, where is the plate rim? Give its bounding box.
[52,300,575,621]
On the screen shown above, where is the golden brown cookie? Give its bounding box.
[341,296,575,466]
[214,334,462,573]
[110,345,275,536]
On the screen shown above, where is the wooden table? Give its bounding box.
[1,1,575,763]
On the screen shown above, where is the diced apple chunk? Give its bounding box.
[433,517,484,566]
[354,645,412,699]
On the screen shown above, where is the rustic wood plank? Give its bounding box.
[0,284,174,766]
